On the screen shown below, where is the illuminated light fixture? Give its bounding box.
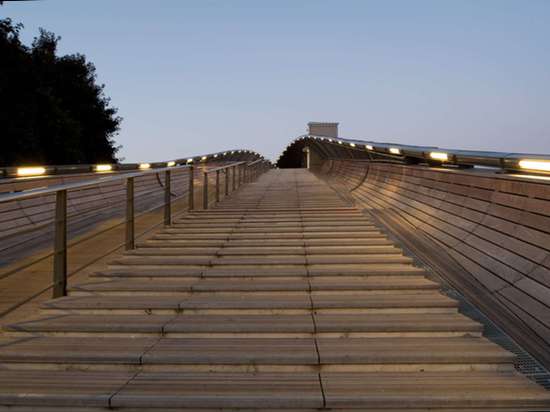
[389,147,401,155]
[349,143,356,148]
[16,166,46,177]
[338,140,343,144]
[201,156,207,161]
[214,154,218,158]
[518,159,550,172]
[430,152,449,162]
[328,138,333,142]
[186,158,194,163]
[95,164,113,172]
[366,145,374,151]
[166,161,176,167]
[139,163,151,170]
[508,173,550,181]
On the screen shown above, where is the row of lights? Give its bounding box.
[14,150,262,177]
[279,135,550,174]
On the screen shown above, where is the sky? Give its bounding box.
[2,0,550,162]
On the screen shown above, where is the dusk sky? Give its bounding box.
[2,0,550,162]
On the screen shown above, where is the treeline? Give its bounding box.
[0,18,121,166]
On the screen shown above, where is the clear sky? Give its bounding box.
[2,0,549,162]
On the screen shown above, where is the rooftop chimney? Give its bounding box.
[307,122,338,138]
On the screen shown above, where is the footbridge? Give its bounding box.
[0,125,549,410]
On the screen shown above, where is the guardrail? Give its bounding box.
[199,159,270,209]
[0,148,265,179]
[0,158,271,305]
[277,134,550,174]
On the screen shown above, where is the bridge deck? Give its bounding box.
[0,169,548,410]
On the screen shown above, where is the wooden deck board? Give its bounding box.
[1,169,549,410]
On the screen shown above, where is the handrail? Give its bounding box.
[278,134,550,174]
[204,161,247,173]
[198,160,271,209]
[0,148,265,179]
[0,164,189,204]
[0,156,270,302]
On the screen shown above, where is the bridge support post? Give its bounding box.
[188,165,194,211]
[125,177,135,251]
[225,168,230,196]
[238,164,242,186]
[164,170,171,226]
[53,189,67,298]
[203,172,209,209]
[232,166,236,191]
[215,170,220,203]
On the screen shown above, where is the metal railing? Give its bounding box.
[277,134,550,175]
[0,158,271,304]
[0,149,265,180]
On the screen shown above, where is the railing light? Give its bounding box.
[166,161,176,167]
[201,156,208,161]
[338,140,343,144]
[389,147,401,155]
[349,143,356,148]
[518,159,550,172]
[366,145,374,151]
[328,138,333,142]
[16,167,46,177]
[186,158,194,164]
[95,164,113,172]
[430,152,449,162]
[214,154,218,158]
[139,163,151,170]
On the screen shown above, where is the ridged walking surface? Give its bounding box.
[0,169,549,411]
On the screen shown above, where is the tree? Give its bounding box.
[0,18,121,166]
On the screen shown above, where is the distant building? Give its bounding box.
[307,122,338,138]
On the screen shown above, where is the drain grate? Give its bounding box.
[443,287,550,390]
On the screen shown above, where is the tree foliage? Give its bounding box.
[0,18,121,166]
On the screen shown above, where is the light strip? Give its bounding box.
[166,161,176,167]
[389,147,401,155]
[518,159,550,172]
[430,152,449,162]
[366,145,374,151]
[139,163,151,170]
[95,164,113,172]
[16,167,46,177]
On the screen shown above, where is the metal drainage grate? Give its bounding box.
[442,287,550,391]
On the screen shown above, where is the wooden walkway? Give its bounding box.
[0,169,549,410]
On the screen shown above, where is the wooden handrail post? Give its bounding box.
[53,189,67,298]
[225,168,230,196]
[232,165,236,191]
[188,165,194,211]
[215,169,220,203]
[125,177,135,251]
[238,164,242,186]
[164,170,171,226]
[203,171,209,209]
